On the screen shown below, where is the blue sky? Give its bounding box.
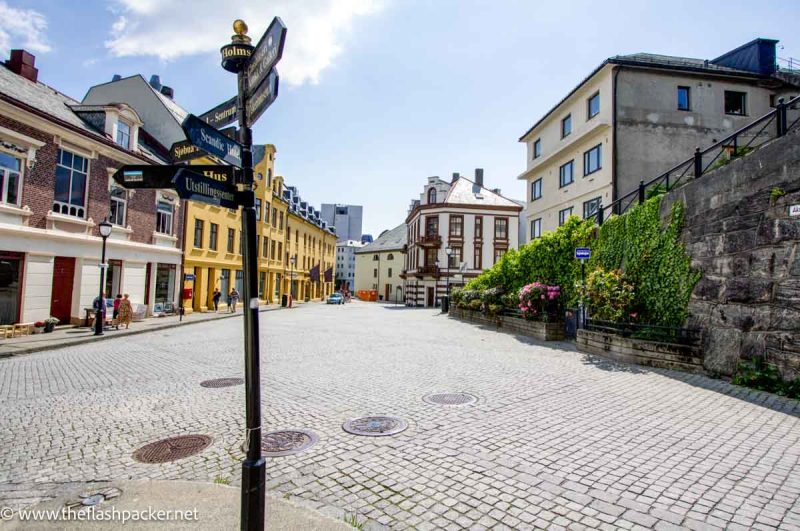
[1,0,799,237]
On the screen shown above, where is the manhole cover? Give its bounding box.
[133,435,213,463]
[259,430,318,457]
[342,416,408,437]
[200,378,244,388]
[423,392,478,406]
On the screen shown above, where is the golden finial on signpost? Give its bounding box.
[232,19,251,45]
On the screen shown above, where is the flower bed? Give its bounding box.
[450,306,565,341]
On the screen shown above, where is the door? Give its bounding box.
[426,286,434,307]
[50,256,75,324]
[385,283,391,302]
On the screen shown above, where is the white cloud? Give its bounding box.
[0,1,51,57]
[105,0,384,86]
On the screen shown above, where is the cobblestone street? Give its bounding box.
[2,301,800,530]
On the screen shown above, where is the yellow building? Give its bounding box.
[181,144,336,311]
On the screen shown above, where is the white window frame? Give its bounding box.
[156,200,174,235]
[116,119,132,149]
[109,184,127,226]
[0,150,23,206]
[54,148,90,218]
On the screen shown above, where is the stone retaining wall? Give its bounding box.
[450,307,565,341]
[577,329,704,373]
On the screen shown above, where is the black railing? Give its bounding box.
[589,94,800,223]
[585,319,702,346]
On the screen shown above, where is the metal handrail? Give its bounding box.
[595,94,800,224]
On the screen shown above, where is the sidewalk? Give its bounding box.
[0,304,289,358]
[0,480,351,530]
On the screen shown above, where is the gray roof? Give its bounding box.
[444,177,523,209]
[355,223,406,253]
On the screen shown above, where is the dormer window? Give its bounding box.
[428,188,437,204]
[116,120,131,149]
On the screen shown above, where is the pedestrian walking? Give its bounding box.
[112,294,122,329]
[118,294,133,329]
[229,288,240,312]
[92,292,108,329]
[212,288,221,312]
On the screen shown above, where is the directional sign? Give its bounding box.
[220,126,237,141]
[246,69,279,125]
[170,140,207,163]
[245,17,287,98]
[173,166,239,209]
[182,114,242,167]
[199,95,237,129]
[112,165,181,189]
[575,247,591,260]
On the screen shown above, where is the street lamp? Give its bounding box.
[444,245,452,311]
[94,219,113,336]
[289,255,296,308]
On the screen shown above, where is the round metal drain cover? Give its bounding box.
[423,392,478,406]
[261,430,318,457]
[133,435,213,463]
[200,378,244,388]
[342,416,408,437]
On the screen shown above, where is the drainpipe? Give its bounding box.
[612,65,622,208]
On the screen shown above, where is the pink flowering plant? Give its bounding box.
[518,282,561,321]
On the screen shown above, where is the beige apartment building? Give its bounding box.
[518,38,799,237]
[354,224,406,303]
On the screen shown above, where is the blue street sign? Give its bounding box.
[172,167,239,209]
[182,114,243,167]
[575,247,591,260]
[184,274,196,281]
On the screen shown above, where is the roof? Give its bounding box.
[444,177,523,209]
[355,223,406,253]
[518,47,777,142]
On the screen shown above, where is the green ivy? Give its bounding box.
[591,196,700,327]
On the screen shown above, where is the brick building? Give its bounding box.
[0,50,183,325]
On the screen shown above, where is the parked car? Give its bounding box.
[327,293,344,305]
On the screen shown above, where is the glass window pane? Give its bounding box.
[60,149,72,168]
[7,172,19,204]
[0,152,20,171]
[54,165,71,202]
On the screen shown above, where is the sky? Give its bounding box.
[1,0,798,237]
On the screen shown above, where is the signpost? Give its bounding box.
[199,95,238,129]
[112,165,183,189]
[173,167,239,209]
[182,114,243,167]
[575,247,591,329]
[244,17,286,97]
[170,140,207,163]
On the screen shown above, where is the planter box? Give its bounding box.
[450,306,565,341]
[576,329,703,373]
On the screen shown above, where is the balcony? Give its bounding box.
[417,234,442,247]
[399,270,407,279]
[416,265,440,278]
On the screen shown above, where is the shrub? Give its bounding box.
[585,268,635,322]
[518,282,561,321]
[486,303,503,317]
[468,299,482,311]
[450,287,464,307]
[481,287,504,307]
[732,356,800,399]
[457,289,481,309]
[500,293,518,310]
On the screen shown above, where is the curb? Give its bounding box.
[0,304,294,359]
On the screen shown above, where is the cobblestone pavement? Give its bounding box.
[2,302,800,530]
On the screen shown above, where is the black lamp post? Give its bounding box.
[94,219,113,336]
[445,245,453,310]
[289,255,296,307]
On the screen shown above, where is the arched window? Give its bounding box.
[387,253,394,260]
[428,187,437,204]
[373,254,379,261]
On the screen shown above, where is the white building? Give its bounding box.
[354,224,406,303]
[335,239,365,290]
[321,204,363,242]
[403,169,523,307]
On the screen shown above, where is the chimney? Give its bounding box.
[160,86,174,99]
[6,50,38,83]
[112,74,122,82]
[149,75,162,90]
[451,172,460,183]
[474,168,484,187]
[492,188,502,195]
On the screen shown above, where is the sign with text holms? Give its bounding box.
[182,114,242,167]
[246,69,279,125]
[199,95,238,129]
[172,166,239,209]
[245,17,287,98]
[112,165,181,189]
[170,140,207,163]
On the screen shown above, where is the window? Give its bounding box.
[531,218,542,239]
[475,216,483,239]
[193,219,204,248]
[387,253,394,260]
[724,91,747,115]
[583,144,602,176]
[373,268,377,278]
[493,248,506,264]
[373,254,379,261]
[561,114,572,138]
[494,217,508,239]
[427,187,437,204]
[533,138,541,159]
[239,231,243,254]
[255,199,261,221]
[448,246,462,268]
[109,185,127,226]
[474,246,482,269]
[262,237,269,258]
[227,228,235,253]
[531,178,542,201]
[116,120,131,148]
[209,223,218,250]
[583,197,602,219]
[558,207,573,226]
[425,216,438,236]
[587,92,600,119]
[272,207,277,226]
[449,215,463,238]
[677,86,691,111]
[559,160,574,187]
[156,200,173,234]
[54,149,88,218]
[256,235,260,257]
[279,211,283,230]
[0,152,21,206]
[388,268,393,278]
[271,240,276,259]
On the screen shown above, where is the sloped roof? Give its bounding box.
[444,177,523,209]
[355,223,406,253]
